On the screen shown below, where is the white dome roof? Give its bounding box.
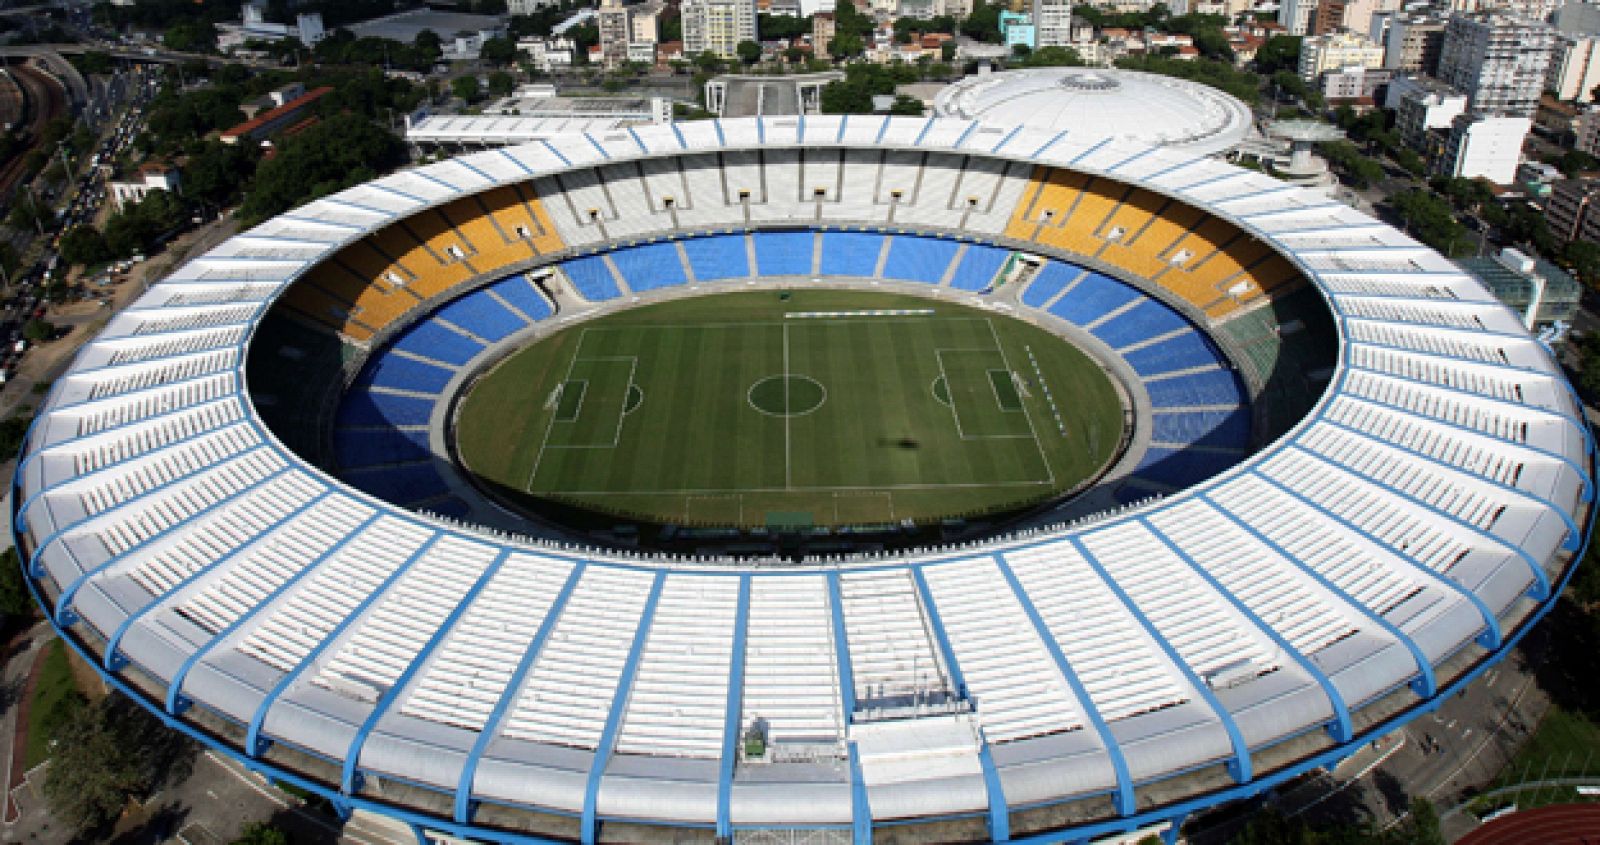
[934,68,1253,156]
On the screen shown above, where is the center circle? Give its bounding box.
[748,375,825,417]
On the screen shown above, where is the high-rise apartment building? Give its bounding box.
[683,0,758,59]
[1297,31,1385,83]
[1382,15,1446,74]
[1436,13,1556,117]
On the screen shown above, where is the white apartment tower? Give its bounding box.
[1436,13,1557,117]
[683,0,758,59]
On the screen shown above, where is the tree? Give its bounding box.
[487,70,517,98]
[452,74,483,103]
[962,1,1004,43]
[239,113,406,226]
[415,28,443,62]
[889,95,924,115]
[1254,35,1301,74]
[58,226,110,267]
[0,547,33,620]
[941,42,957,61]
[44,694,196,833]
[737,40,762,66]
[231,823,290,845]
[479,36,520,66]
[828,33,864,60]
[163,19,217,53]
[784,46,806,64]
[182,141,256,207]
[1563,239,1600,288]
[22,319,54,342]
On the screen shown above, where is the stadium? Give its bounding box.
[11,115,1595,844]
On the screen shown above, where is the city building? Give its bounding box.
[812,11,835,57]
[703,71,843,115]
[518,36,578,72]
[1457,249,1581,329]
[1436,13,1556,117]
[1557,2,1600,34]
[1577,105,1600,154]
[1549,35,1600,102]
[1297,31,1385,83]
[597,0,633,68]
[1319,65,1392,102]
[107,162,179,211]
[1545,177,1600,239]
[1000,11,1036,50]
[1381,15,1446,74]
[219,86,332,146]
[683,0,758,60]
[216,3,325,50]
[1035,0,1085,47]
[1438,112,1532,183]
[1517,160,1564,198]
[404,86,671,150]
[1278,0,1317,35]
[508,0,563,11]
[1388,75,1469,148]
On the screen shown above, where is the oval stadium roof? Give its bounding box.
[13,115,1591,845]
[934,68,1255,156]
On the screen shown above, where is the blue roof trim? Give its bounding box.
[497,148,535,175]
[626,127,649,154]
[670,122,687,149]
[1296,433,1551,604]
[1321,414,1583,560]
[875,117,891,144]
[1173,168,1248,193]
[454,561,587,824]
[1351,337,1548,376]
[583,132,611,159]
[447,156,496,185]
[408,169,462,193]
[713,119,727,146]
[1143,512,1353,743]
[913,118,935,147]
[1104,146,1155,174]
[1069,136,1113,165]
[1212,184,1296,205]
[580,570,667,845]
[245,532,445,756]
[105,489,333,671]
[43,444,275,599]
[837,114,849,142]
[1066,535,1253,783]
[1206,476,1440,699]
[277,213,367,232]
[369,183,430,205]
[540,139,571,166]
[166,510,384,714]
[1033,129,1068,157]
[15,395,243,480]
[716,575,751,839]
[797,115,806,141]
[847,741,872,844]
[954,121,979,148]
[991,552,1135,815]
[341,548,514,794]
[1346,363,1587,439]
[1144,156,1205,181]
[1235,201,1345,220]
[992,125,1022,153]
[321,197,397,218]
[826,572,858,721]
[909,566,967,699]
[757,117,766,145]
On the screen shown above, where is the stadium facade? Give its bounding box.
[12,115,1594,844]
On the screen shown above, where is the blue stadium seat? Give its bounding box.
[391,322,485,367]
[1123,332,1225,377]
[335,427,431,469]
[1020,263,1079,307]
[882,237,961,284]
[336,390,437,428]
[1150,409,1251,450]
[342,463,450,504]
[490,275,553,321]
[611,243,687,291]
[1144,370,1246,408]
[562,255,623,300]
[683,235,750,281]
[1133,447,1242,489]
[437,292,527,343]
[753,232,814,276]
[358,354,455,394]
[1049,273,1140,326]
[1091,300,1193,348]
[819,232,884,277]
[947,245,1010,292]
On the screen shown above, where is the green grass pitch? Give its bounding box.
[454,290,1125,528]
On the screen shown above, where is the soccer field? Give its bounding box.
[454,290,1125,528]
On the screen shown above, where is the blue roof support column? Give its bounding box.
[246,533,444,756]
[580,571,667,845]
[453,562,585,825]
[716,575,751,840]
[825,573,857,720]
[341,549,514,795]
[1192,487,1437,700]
[1143,513,1353,743]
[167,510,385,715]
[991,553,1136,816]
[910,566,1004,840]
[55,462,293,624]
[1161,813,1187,845]
[1066,536,1253,784]
[106,489,333,671]
[847,740,872,845]
[1291,441,1537,614]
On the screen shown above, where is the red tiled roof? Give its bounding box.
[220,86,332,141]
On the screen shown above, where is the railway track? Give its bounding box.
[0,62,66,203]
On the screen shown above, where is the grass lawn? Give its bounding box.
[24,639,84,770]
[1494,704,1600,789]
[456,289,1125,528]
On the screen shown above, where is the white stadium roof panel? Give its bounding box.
[13,116,1591,844]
